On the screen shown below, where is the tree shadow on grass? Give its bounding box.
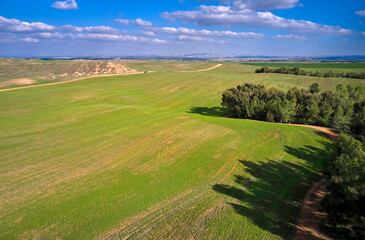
[187,107,228,117]
[212,141,332,239]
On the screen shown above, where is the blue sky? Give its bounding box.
[0,0,364,57]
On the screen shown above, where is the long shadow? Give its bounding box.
[187,106,228,117]
[212,141,332,239]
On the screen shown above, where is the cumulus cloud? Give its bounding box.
[0,32,15,43]
[356,10,365,17]
[115,18,152,27]
[136,30,156,37]
[20,37,39,43]
[162,4,352,35]
[150,26,264,38]
[51,0,78,10]
[0,16,56,32]
[33,32,64,38]
[231,0,300,11]
[273,34,306,40]
[67,33,167,43]
[61,25,119,34]
[177,35,224,43]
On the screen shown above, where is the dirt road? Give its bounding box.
[180,64,223,72]
[293,125,337,240]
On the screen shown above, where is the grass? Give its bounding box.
[244,62,365,73]
[0,62,363,239]
[121,60,218,72]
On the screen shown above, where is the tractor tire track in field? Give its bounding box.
[102,130,281,239]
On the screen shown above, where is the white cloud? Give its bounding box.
[0,33,15,43]
[67,33,167,43]
[61,25,119,34]
[33,32,64,38]
[115,18,152,27]
[0,16,56,32]
[136,30,156,37]
[114,19,130,25]
[177,35,224,43]
[231,0,300,11]
[20,37,39,43]
[162,4,352,35]
[356,10,365,17]
[51,0,78,10]
[150,26,264,38]
[273,34,306,40]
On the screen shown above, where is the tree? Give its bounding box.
[280,99,297,123]
[330,134,365,201]
[309,83,320,94]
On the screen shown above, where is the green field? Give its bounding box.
[244,62,365,73]
[0,62,363,239]
[122,60,218,72]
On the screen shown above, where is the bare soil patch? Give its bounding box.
[294,179,332,240]
[0,78,37,87]
[288,124,338,141]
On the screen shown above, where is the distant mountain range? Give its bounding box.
[6,54,365,61]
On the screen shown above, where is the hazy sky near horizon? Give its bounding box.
[0,0,364,57]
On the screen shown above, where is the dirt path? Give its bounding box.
[229,117,339,141]
[294,179,332,240]
[223,116,336,239]
[0,72,144,92]
[288,124,338,141]
[293,125,337,240]
[180,64,222,72]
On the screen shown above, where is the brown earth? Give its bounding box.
[0,78,37,87]
[180,64,223,72]
[294,179,332,240]
[293,125,337,240]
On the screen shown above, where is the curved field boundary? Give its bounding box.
[236,118,338,141]
[180,64,223,72]
[287,124,338,141]
[0,72,144,92]
[293,124,337,240]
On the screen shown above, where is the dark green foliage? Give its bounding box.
[222,83,365,138]
[325,134,365,239]
[255,66,365,79]
[309,83,321,94]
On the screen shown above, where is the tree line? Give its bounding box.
[221,83,365,140]
[222,82,365,238]
[255,66,365,80]
[325,133,365,239]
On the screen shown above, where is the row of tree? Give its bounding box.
[221,83,365,139]
[325,133,365,239]
[255,66,365,79]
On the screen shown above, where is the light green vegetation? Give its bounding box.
[0,59,218,90]
[244,62,365,73]
[0,62,363,239]
[121,60,217,72]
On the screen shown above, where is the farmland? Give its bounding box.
[0,61,364,239]
[245,62,365,73]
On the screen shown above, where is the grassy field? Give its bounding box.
[0,59,218,90]
[244,62,365,73]
[0,62,363,239]
[121,60,218,72]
